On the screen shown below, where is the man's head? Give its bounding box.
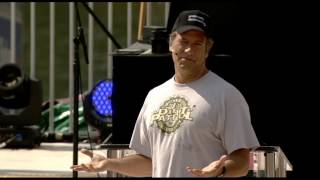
[169,10,214,74]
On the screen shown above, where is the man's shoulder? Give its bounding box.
[207,71,243,95]
[206,71,232,88]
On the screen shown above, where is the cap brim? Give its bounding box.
[175,25,204,34]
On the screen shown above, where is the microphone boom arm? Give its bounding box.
[80,2,122,49]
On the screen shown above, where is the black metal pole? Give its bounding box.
[73,2,91,178]
[72,34,79,178]
[73,2,89,178]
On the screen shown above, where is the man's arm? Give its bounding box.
[71,150,152,177]
[105,153,152,177]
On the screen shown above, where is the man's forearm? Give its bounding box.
[105,154,152,177]
[222,148,250,177]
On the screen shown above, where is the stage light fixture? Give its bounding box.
[0,63,42,126]
[91,80,113,117]
[0,63,29,110]
[83,79,113,140]
[0,63,43,148]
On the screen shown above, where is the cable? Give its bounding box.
[0,134,16,148]
[79,70,102,178]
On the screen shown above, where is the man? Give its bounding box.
[71,10,260,177]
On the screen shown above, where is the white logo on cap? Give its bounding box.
[187,15,206,27]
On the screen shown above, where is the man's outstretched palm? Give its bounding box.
[70,149,107,172]
[186,155,228,177]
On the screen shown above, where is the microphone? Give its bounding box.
[170,48,178,56]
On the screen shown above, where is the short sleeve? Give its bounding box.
[129,95,152,158]
[221,86,260,154]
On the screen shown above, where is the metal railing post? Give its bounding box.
[127,2,132,46]
[30,2,36,78]
[49,2,55,133]
[10,2,16,63]
[69,2,75,133]
[107,2,113,79]
[88,2,94,90]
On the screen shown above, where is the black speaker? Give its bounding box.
[111,53,173,144]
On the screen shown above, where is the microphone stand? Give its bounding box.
[72,2,122,178]
[73,2,89,178]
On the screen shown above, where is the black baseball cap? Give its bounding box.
[171,10,212,38]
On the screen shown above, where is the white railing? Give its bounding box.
[49,2,55,133]
[6,2,170,134]
[10,2,16,63]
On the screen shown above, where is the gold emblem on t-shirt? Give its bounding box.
[151,96,193,133]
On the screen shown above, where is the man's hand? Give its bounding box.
[186,155,228,177]
[70,149,108,172]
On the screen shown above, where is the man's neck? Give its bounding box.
[174,68,209,84]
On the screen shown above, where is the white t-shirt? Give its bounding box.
[129,70,260,177]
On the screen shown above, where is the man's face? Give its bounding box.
[170,30,209,72]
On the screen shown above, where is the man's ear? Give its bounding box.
[205,40,214,58]
[169,45,173,52]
